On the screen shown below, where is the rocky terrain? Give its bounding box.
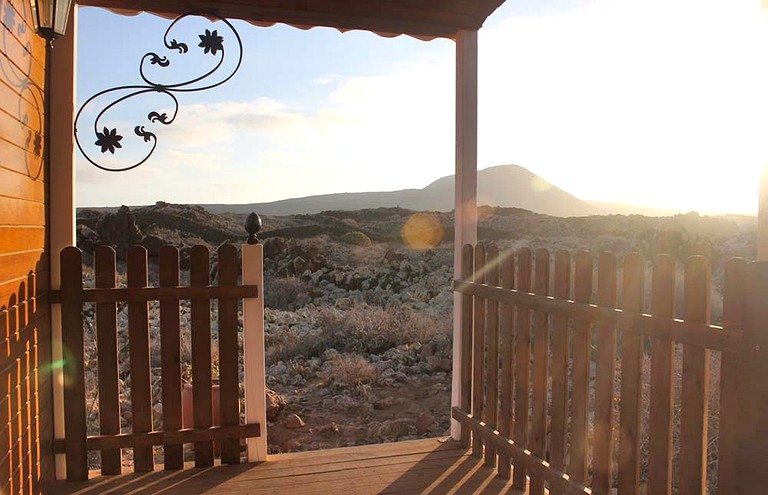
[75,201,757,467]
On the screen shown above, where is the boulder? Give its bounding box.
[140,234,166,258]
[266,388,286,421]
[366,419,417,442]
[263,237,288,259]
[284,413,305,429]
[95,205,142,255]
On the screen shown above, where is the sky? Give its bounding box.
[75,0,768,214]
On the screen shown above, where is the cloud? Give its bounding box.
[78,58,455,207]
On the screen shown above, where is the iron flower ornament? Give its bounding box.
[94,127,123,154]
[74,14,243,172]
[199,29,224,55]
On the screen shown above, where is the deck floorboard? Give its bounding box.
[45,438,525,494]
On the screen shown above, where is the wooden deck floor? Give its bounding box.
[45,438,524,495]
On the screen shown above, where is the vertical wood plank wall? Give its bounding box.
[0,0,54,492]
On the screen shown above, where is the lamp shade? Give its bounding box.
[29,0,72,40]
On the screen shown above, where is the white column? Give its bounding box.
[242,243,267,461]
[761,2,768,260]
[48,5,77,480]
[759,164,768,261]
[451,30,478,440]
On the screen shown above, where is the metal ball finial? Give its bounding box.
[245,212,262,244]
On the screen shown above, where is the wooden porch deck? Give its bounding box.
[45,438,524,495]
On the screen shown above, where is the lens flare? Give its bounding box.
[401,212,445,249]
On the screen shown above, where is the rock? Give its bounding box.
[426,355,452,373]
[416,412,435,434]
[373,397,396,410]
[95,205,142,256]
[76,224,100,255]
[292,256,308,274]
[263,237,288,259]
[284,414,305,429]
[383,249,405,265]
[282,438,303,452]
[266,388,286,421]
[140,234,166,258]
[366,419,417,442]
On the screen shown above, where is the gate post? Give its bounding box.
[243,215,267,462]
[733,261,768,494]
[60,247,87,481]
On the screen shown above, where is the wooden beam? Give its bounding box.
[451,29,478,441]
[49,284,258,304]
[52,423,261,453]
[77,0,505,40]
[453,280,742,353]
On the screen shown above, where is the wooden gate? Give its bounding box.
[453,244,753,495]
[54,244,265,481]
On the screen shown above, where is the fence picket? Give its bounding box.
[647,255,676,495]
[497,249,515,479]
[593,253,618,494]
[549,249,571,494]
[618,253,644,495]
[191,246,214,467]
[485,245,500,467]
[460,244,474,448]
[218,244,241,464]
[61,247,87,481]
[512,247,532,489]
[471,244,486,458]
[717,258,747,494]
[529,249,551,495]
[569,251,593,484]
[127,246,154,472]
[159,246,183,470]
[679,256,711,495]
[95,246,121,475]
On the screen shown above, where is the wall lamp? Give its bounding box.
[29,0,73,42]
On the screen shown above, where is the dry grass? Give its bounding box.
[320,354,377,390]
[264,277,313,311]
[316,304,450,355]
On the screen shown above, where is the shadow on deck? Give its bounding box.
[45,438,524,494]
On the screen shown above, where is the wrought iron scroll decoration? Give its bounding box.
[74,13,243,172]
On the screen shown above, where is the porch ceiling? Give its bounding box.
[77,0,506,39]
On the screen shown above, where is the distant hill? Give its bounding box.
[202,164,603,217]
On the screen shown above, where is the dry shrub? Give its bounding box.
[340,231,373,247]
[264,277,312,310]
[317,304,450,355]
[321,354,376,389]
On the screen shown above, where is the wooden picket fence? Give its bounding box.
[54,244,262,481]
[453,244,747,495]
